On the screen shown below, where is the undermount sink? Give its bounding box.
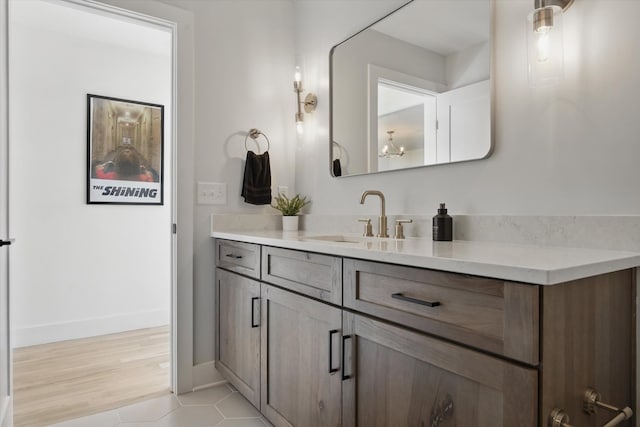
[302,234,365,244]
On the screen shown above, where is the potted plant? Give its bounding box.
[272,193,310,231]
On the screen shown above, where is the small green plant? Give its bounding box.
[272,193,310,216]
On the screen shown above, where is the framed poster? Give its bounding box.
[87,94,164,205]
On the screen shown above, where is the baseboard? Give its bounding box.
[0,397,12,427]
[192,361,225,390]
[13,309,169,348]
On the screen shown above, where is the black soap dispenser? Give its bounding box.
[432,203,453,241]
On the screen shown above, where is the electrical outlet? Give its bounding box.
[277,186,288,197]
[197,182,227,205]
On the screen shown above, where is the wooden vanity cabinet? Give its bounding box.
[342,259,538,426]
[260,247,344,427]
[216,240,344,427]
[539,269,634,427]
[342,312,537,427]
[343,259,635,427]
[215,239,635,427]
[216,239,261,279]
[215,267,261,408]
[343,259,539,365]
[261,284,342,427]
[262,246,342,305]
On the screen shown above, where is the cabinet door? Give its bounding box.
[342,312,537,427]
[261,284,342,427]
[216,268,261,408]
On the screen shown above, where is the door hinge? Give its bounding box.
[172,223,177,234]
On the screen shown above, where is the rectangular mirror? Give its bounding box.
[330,0,492,177]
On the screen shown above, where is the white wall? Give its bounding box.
[295,0,640,217]
[157,0,296,365]
[37,0,636,376]
[9,0,172,347]
[445,41,490,89]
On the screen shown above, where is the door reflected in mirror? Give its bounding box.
[330,0,492,177]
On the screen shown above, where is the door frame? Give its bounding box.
[60,0,196,395]
[6,0,196,400]
[0,0,10,425]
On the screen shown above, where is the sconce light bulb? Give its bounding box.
[400,146,405,153]
[536,32,551,62]
[296,121,304,135]
[527,4,564,86]
[294,66,301,83]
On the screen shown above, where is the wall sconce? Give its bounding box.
[293,66,317,134]
[527,0,574,86]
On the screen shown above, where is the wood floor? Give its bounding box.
[13,326,170,427]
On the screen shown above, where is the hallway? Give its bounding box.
[13,326,169,427]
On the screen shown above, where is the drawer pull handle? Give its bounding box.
[226,254,243,259]
[250,297,260,328]
[328,329,339,374]
[341,335,353,380]
[391,292,441,307]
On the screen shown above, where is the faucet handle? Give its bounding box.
[394,219,413,239]
[358,218,374,237]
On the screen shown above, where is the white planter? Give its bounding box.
[282,215,299,232]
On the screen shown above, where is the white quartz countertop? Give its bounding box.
[211,230,640,285]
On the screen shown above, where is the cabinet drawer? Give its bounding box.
[344,259,539,365]
[216,239,260,279]
[262,246,342,305]
[342,312,538,427]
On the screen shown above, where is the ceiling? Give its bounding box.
[374,0,490,56]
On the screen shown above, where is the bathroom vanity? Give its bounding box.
[212,231,638,427]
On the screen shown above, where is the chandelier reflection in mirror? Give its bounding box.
[379,130,404,158]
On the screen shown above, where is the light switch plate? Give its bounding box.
[197,182,227,205]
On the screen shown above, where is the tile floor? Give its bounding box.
[48,383,273,427]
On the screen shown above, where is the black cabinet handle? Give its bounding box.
[0,239,14,247]
[391,292,441,307]
[226,253,243,259]
[250,297,260,328]
[328,329,339,374]
[341,335,352,380]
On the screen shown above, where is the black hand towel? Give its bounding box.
[241,150,272,205]
[332,158,342,177]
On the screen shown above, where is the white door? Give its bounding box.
[436,80,491,164]
[0,0,12,425]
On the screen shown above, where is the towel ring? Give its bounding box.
[332,141,342,160]
[244,128,270,154]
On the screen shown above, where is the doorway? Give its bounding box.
[8,0,175,425]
